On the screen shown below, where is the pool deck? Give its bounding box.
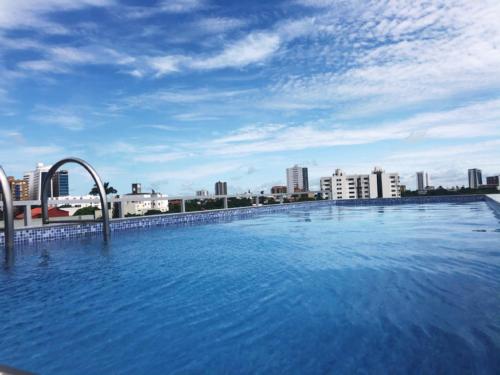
[1,194,498,246]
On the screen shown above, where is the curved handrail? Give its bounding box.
[41,157,110,241]
[0,165,14,252]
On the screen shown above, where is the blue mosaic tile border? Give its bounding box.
[0,194,490,246]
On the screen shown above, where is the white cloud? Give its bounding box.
[146,32,281,75]
[31,108,86,131]
[202,99,500,156]
[0,0,114,32]
[134,152,191,163]
[158,0,205,13]
[18,45,135,74]
[195,17,247,33]
[148,56,183,76]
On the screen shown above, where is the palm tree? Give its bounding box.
[89,182,117,196]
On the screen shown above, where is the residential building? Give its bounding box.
[416,172,425,191]
[486,175,500,186]
[320,167,400,200]
[416,171,431,191]
[23,163,70,200]
[7,177,29,201]
[468,168,482,189]
[286,165,309,193]
[121,184,168,216]
[215,181,228,195]
[24,163,54,200]
[52,170,69,197]
[271,186,287,194]
[196,189,209,197]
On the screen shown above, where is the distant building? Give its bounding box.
[468,169,482,189]
[486,175,500,186]
[121,183,168,216]
[320,167,400,200]
[24,163,71,200]
[131,183,142,194]
[416,172,425,191]
[196,189,209,197]
[271,186,287,194]
[215,181,227,195]
[28,163,52,200]
[52,170,69,197]
[7,177,29,201]
[416,171,431,191]
[286,165,309,193]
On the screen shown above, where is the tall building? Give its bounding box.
[7,177,29,201]
[215,181,228,195]
[52,170,69,197]
[416,171,431,191]
[29,163,52,200]
[286,165,309,193]
[416,172,425,191]
[24,163,70,200]
[468,168,482,189]
[320,167,400,200]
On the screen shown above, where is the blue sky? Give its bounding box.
[0,0,499,195]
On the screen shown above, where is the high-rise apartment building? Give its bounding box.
[7,177,29,201]
[468,168,482,189]
[215,181,228,195]
[286,165,309,193]
[24,163,70,200]
[320,167,400,200]
[30,163,52,200]
[416,171,430,191]
[52,170,69,197]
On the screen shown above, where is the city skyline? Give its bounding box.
[1,1,500,195]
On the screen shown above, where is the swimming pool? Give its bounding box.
[1,202,499,374]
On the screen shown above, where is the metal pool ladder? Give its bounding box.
[40,157,111,241]
[0,165,14,253]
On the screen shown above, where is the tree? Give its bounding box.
[73,206,99,216]
[89,182,117,196]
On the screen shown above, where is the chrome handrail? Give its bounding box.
[0,165,14,253]
[41,157,110,241]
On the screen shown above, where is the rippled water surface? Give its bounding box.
[1,202,500,374]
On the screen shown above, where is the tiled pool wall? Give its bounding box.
[0,194,493,246]
[485,194,500,216]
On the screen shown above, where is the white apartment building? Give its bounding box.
[320,167,400,200]
[122,192,169,216]
[286,165,309,193]
[25,163,53,201]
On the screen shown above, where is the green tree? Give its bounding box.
[89,182,117,195]
[73,206,99,216]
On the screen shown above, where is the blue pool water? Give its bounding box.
[1,202,500,374]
